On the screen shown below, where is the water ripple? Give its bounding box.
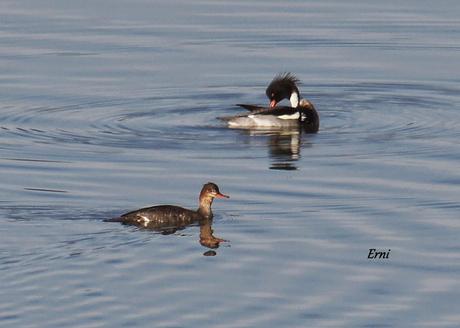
[2,1,460,327]
[1,82,458,156]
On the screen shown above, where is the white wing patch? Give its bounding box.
[136,215,150,227]
[278,112,300,120]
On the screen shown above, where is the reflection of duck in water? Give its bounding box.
[221,73,319,133]
[105,182,229,249]
[235,127,308,170]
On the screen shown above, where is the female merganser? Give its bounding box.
[105,182,229,230]
[222,73,319,133]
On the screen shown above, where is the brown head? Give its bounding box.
[198,182,229,219]
[200,182,229,200]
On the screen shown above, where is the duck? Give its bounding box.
[105,182,229,230]
[222,73,319,133]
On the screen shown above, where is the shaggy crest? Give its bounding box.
[272,72,300,86]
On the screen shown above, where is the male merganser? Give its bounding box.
[105,182,229,230]
[222,73,319,133]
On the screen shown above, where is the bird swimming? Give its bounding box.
[222,73,319,133]
[104,182,229,231]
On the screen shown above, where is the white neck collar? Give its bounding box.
[290,92,299,108]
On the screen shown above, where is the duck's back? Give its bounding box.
[108,205,201,229]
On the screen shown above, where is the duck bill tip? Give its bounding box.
[215,193,229,199]
[269,100,277,108]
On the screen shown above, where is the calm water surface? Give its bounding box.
[1,1,460,327]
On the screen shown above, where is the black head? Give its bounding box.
[200,182,229,199]
[265,73,300,108]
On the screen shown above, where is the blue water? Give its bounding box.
[1,1,460,327]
